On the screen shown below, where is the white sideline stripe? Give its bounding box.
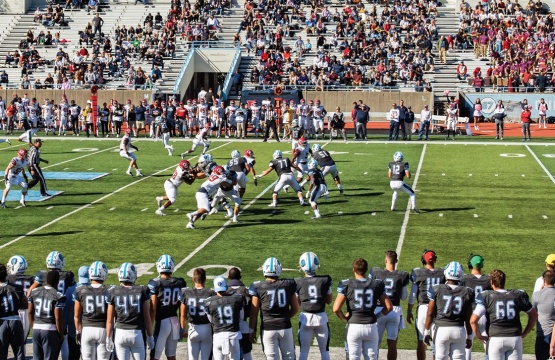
[174,180,277,272]
[0,142,231,250]
[42,146,120,170]
[525,145,555,185]
[396,144,427,262]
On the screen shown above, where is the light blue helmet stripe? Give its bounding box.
[307,253,312,272]
[123,263,128,278]
[94,261,100,274]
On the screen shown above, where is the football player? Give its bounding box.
[295,252,332,360]
[6,255,34,344]
[42,98,54,135]
[209,165,242,223]
[0,263,27,360]
[296,99,310,135]
[304,159,327,219]
[333,258,393,360]
[186,165,228,229]
[27,98,39,129]
[1,149,29,208]
[460,254,491,360]
[470,270,537,359]
[290,137,310,190]
[106,263,154,360]
[226,268,253,360]
[310,99,327,140]
[310,144,343,194]
[228,150,252,198]
[28,251,76,297]
[74,261,111,360]
[255,150,306,207]
[243,149,258,186]
[154,116,174,156]
[249,257,299,360]
[155,160,197,216]
[69,100,81,136]
[58,97,70,136]
[407,250,446,360]
[388,151,418,213]
[205,276,245,360]
[181,123,210,158]
[119,128,143,177]
[181,268,216,360]
[369,251,409,360]
[148,255,187,360]
[197,98,209,129]
[29,270,66,360]
[424,261,474,360]
[250,100,261,137]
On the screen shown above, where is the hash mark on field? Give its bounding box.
[174,209,179,213]
[363,172,368,175]
[304,211,309,215]
[338,211,343,215]
[508,215,513,219]
[15,206,21,209]
[474,214,479,218]
[112,168,118,171]
[543,215,548,219]
[87,168,94,170]
[371,212,376,216]
[521,174,526,177]
[495,174,498,177]
[109,207,116,211]
[469,174,473,176]
[439,213,443,217]
[442,173,445,176]
[47,206,53,210]
[64,168,69,170]
[141,208,148,212]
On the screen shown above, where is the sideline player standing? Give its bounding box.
[388,151,419,213]
[369,251,409,360]
[154,159,197,216]
[333,258,393,360]
[424,261,474,360]
[295,252,332,360]
[6,255,34,343]
[407,250,446,360]
[0,263,28,360]
[226,268,253,360]
[470,270,537,359]
[27,138,50,197]
[249,257,299,360]
[1,149,29,208]
[119,128,143,177]
[310,144,343,194]
[148,255,187,360]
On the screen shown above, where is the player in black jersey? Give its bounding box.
[407,249,445,360]
[305,158,328,219]
[181,267,216,360]
[460,254,491,360]
[148,255,187,360]
[310,143,343,194]
[0,263,27,360]
[388,151,418,213]
[333,258,392,360]
[106,263,154,360]
[249,257,299,360]
[470,270,537,360]
[369,251,409,360]
[6,255,34,342]
[424,261,474,360]
[28,251,76,297]
[205,276,245,359]
[228,150,252,198]
[209,166,242,223]
[255,150,306,207]
[29,270,66,360]
[226,267,253,360]
[74,261,111,360]
[295,252,332,360]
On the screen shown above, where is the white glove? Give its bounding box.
[147,335,155,350]
[254,174,262,179]
[305,190,310,199]
[106,337,114,352]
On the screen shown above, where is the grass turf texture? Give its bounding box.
[1,138,555,354]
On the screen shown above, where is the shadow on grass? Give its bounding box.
[230,219,303,227]
[420,207,475,213]
[4,230,85,238]
[62,192,105,196]
[32,202,102,207]
[343,191,384,198]
[325,210,385,217]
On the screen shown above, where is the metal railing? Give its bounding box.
[221,47,242,100]
[0,82,159,91]
[173,47,195,94]
[241,83,432,92]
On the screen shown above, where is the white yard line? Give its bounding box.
[525,145,555,185]
[0,142,231,250]
[396,144,427,262]
[42,146,119,170]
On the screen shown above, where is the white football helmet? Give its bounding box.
[292,120,298,127]
[231,150,241,159]
[198,154,208,166]
[299,252,320,274]
[46,251,65,270]
[7,255,28,275]
[311,144,321,152]
[155,116,163,123]
[222,165,231,175]
[205,154,213,163]
[444,261,464,281]
[118,262,137,284]
[156,254,175,274]
[262,257,282,277]
[89,261,108,281]
[308,158,318,170]
[393,151,404,162]
[273,150,282,159]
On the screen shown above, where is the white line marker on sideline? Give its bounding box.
[88,168,94,171]
[495,174,498,177]
[474,214,479,218]
[521,174,525,177]
[304,211,309,215]
[47,206,53,210]
[396,143,427,262]
[0,142,232,250]
[109,207,116,211]
[543,215,548,219]
[508,215,513,219]
[141,208,148,212]
[469,174,473,176]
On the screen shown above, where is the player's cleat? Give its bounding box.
[311,214,322,219]
[41,193,51,197]
[0,202,6,208]
[339,188,344,194]
[226,209,233,218]
[156,197,164,207]
[6,139,10,145]
[186,213,194,221]
[19,200,26,207]
[283,186,288,193]
[391,207,396,211]
[126,171,133,176]
[209,208,218,215]
[268,203,276,207]
[300,201,307,206]
[200,213,207,220]
[180,153,187,159]
[186,222,196,229]
[413,208,420,214]
[232,216,239,223]
[136,172,144,177]
[155,209,166,216]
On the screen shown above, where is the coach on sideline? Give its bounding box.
[532,270,555,360]
[27,138,50,196]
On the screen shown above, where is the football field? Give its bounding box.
[1,137,554,353]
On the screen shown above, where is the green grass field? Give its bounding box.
[1,136,554,353]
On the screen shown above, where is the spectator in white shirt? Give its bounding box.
[418,105,432,140]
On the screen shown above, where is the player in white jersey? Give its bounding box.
[181,123,210,157]
[57,98,70,136]
[186,165,227,229]
[311,100,327,140]
[445,103,458,140]
[197,98,209,128]
[154,160,196,216]
[27,99,39,129]
[226,100,238,138]
[209,104,219,137]
[297,99,311,134]
[20,94,30,111]
[250,100,261,137]
[283,137,310,193]
[1,149,29,208]
[42,99,54,135]
[119,128,144,177]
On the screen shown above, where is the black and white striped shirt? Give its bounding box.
[28,145,41,166]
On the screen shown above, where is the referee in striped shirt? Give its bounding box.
[27,138,49,196]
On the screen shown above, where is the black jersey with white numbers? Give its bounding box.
[478,289,533,337]
[226,285,251,322]
[337,278,385,324]
[370,268,409,306]
[205,294,244,333]
[159,119,169,133]
[29,286,66,325]
[0,283,24,317]
[295,275,332,313]
[229,157,247,173]
[311,150,335,167]
[291,126,303,140]
[182,287,216,325]
[389,161,409,181]
[410,268,446,304]
[74,285,110,328]
[108,285,149,330]
[7,274,35,295]
[460,274,492,297]
[148,277,186,321]
[35,270,76,295]
[308,168,327,187]
[429,284,474,327]
[249,279,297,330]
[269,158,294,177]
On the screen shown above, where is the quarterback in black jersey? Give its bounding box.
[0,263,28,360]
[309,143,343,193]
[388,151,418,213]
[305,159,328,219]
